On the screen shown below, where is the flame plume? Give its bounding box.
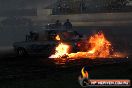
[49,43,70,58]
[49,32,127,61]
[68,32,112,59]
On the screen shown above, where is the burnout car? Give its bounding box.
[13,29,83,57]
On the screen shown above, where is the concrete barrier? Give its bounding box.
[30,12,132,26]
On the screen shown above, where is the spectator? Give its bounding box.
[55,20,62,29]
[63,19,72,29]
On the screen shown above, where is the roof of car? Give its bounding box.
[37,29,76,33]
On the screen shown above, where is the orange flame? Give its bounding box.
[68,32,112,59]
[56,35,61,41]
[49,43,70,58]
[49,32,127,61]
[87,32,111,58]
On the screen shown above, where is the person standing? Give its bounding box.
[63,19,72,29]
[55,20,62,29]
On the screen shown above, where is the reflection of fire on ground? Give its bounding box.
[49,32,128,64]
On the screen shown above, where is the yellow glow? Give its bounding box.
[81,67,88,78]
[49,43,70,58]
[56,35,61,41]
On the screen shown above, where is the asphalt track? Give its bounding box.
[0,52,131,79]
[0,53,131,88]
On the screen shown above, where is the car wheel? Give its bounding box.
[17,48,28,57]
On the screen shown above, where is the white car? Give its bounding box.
[13,29,83,57]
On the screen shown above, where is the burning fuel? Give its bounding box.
[49,32,127,60]
[49,43,70,58]
[68,32,112,59]
[55,35,61,41]
[88,32,111,57]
